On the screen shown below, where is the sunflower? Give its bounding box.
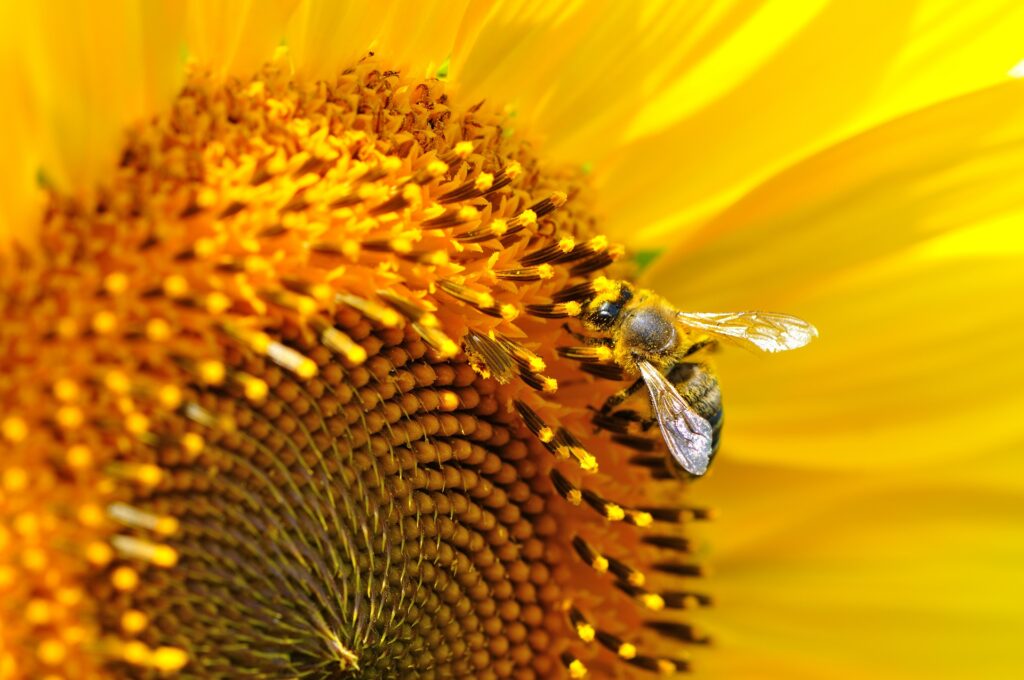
[3,2,1023,679]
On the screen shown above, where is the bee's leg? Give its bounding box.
[598,377,645,415]
[561,322,590,343]
[561,322,613,347]
[683,339,716,357]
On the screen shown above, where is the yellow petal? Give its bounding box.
[183,0,298,77]
[692,247,1024,470]
[593,2,1024,246]
[1,2,187,248]
[647,80,1024,309]
[690,459,1024,679]
[285,0,473,80]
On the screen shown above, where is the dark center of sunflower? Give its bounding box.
[0,59,711,679]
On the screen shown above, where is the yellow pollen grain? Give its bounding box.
[205,292,232,314]
[604,503,625,521]
[542,377,558,393]
[3,467,28,492]
[458,205,479,221]
[85,542,113,566]
[239,374,269,402]
[145,318,172,342]
[568,658,587,678]
[618,643,637,660]
[36,639,66,666]
[517,209,537,226]
[66,444,93,469]
[453,141,474,157]
[194,237,217,257]
[103,271,129,294]
[125,413,150,435]
[53,378,79,402]
[578,454,598,473]
[25,598,54,625]
[104,370,130,394]
[77,504,104,528]
[506,161,523,179]
[499,304,519,321]
[641,593,665,611]
[631,511,654,528]
[593,276,614,293]
[490,218,508,236]
[427,160,448,176]
[151,647,189,672]
[91,310,117,335]
[576,622,595,642]
[198,360,226,385]
[537,264,554,280]
[2,415,28,443]
[121,640,151,665]
[158,384,183,409]
[55,405,84,430]
[155,516,180,536]
[566,489,582,506]
[0,566,15,590]
[121,609,149,635]
[181,433,205,457]
[56,586,83,607]
[162,275,189,298]
[112,566,140,591]
[657,660,678,674]
[537,427,554,444]
[150,545,179,567]
[564,301,582,317]
[474,173,493,191]
[593,555,609,573]
[628,571,646,587]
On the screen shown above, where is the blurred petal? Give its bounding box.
[1,2,187,249]
[596,2,1024,245]
[647,80,1024,308]
[644,82,1024,470]
[285,0,473,79]
[184,0,298,77]
[690,458,1024,679]
[689,248,1024,469]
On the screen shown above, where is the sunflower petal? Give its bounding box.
[647,80,1024,308]
[680,247,1024,469]
[691,459,1024,679]
[596,2,1024,245]
[0,2,188,248]
[286,0,473,79]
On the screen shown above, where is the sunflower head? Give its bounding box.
[0,52,712,679]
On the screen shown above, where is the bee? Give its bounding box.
[577,280,817,476]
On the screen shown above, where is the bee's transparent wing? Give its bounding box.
[637,360,713,476]
[676,311,817,353]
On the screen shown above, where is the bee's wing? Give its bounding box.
[676,311,817,353]
[636,360,713,476]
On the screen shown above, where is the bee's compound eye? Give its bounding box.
[594,301,621,325]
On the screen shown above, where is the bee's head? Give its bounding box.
[621,302,679,359]
[586,284,634,330]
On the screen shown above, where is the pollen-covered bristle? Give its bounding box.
[2,58,710,679]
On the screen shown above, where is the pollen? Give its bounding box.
[1,58,709,679]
